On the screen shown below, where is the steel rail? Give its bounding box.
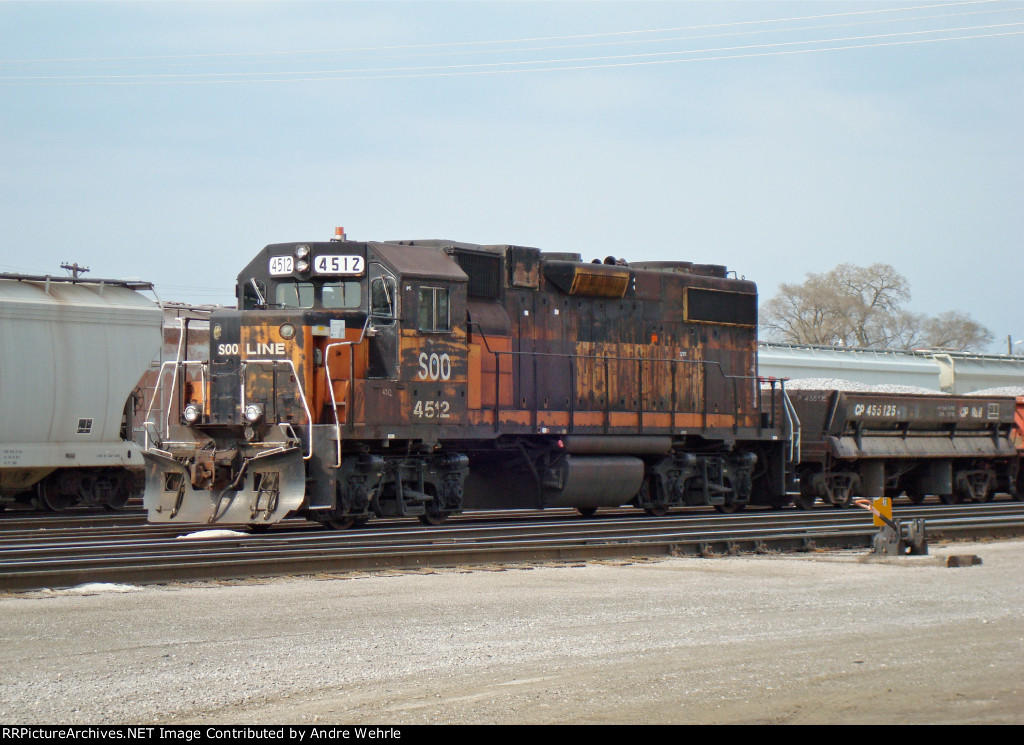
[4,503,1023,549]
[1,502,1023,592]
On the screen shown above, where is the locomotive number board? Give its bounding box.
[313,255,364,275]
[267,255,365,276]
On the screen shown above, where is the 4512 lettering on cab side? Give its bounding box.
[413,400,451,419]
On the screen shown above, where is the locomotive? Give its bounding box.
[143,230,792,527]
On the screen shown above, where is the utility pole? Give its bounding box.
[61,262,90,279]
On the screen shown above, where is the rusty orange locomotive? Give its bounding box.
[143,230,792,528]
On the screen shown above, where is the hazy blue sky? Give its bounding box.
[2,1,1021,350]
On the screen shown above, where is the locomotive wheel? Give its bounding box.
[351,516,370,528]
[793,492,816,510]
[829,490,853,508]
[576,507,598,518]
[322,517,355,530]
[713,501,745,514]
[794,475,816,510]
[905,486,927,505]
[939,492,960,505]
[248,523,272,533]
[643,505,669,517]
[418,511,449,526]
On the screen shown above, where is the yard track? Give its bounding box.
[2,501,1023,592]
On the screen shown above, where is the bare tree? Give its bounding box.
[828,263,911,347]
[921,311,994,351]
[759,276,848,346]
[760,263,992,352]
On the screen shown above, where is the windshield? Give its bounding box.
[322,281,362,309]
[269,280,363,309]
[275,282,315,308]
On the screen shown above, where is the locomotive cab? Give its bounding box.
[143,236,473,527]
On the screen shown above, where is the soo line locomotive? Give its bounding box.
[143,230,1022,528]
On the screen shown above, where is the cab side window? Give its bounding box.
[418,287,450,332]
[370,277,396,320]
[241,279,267,310]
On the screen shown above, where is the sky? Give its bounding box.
[1,1,1022,351]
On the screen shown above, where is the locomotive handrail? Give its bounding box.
[143,356,313,460]
[758,378,800,463]
[144,359,208,447]
[239,358,315,460]
[778,381,800,463]
[145,317,194,445]
[466,321,760,434]
[323,316,373,467]
[783,384,801,463]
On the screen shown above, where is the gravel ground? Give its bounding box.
[1,540,1022,725]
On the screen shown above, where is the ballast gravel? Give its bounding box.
[1,540,1022,725]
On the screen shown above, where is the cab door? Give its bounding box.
[367,262,399,380]
[406,280,468,426]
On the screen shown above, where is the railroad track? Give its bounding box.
[2,501,1023,592]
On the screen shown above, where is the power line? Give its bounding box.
[2,22,1021,86]
[7,4,1023,75]
[0,0,1014,66]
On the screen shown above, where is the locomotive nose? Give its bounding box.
[143,437,305,525]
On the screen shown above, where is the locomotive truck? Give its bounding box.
[143,232,793,527]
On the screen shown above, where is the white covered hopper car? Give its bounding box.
[0,274,163,510]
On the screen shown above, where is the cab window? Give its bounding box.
[275,282,315,308]
[241,279,267,310]
[371,277,396,319]
[418,287,450,332]
[322,281,362,309]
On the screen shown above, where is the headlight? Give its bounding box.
[296,260,309,273]
[295,245,310,259]
[183,404,201,423]
[244,404,264,423]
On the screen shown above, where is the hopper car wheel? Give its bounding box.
[352,516,370,528]
[321,517,355,530]
[576,507,598,518]
[104,494,131,511]
[939,492,961,505]
[104,472,134,511]
[39,482,75,512]
[643,505,669,517]
[248,524,272,534]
